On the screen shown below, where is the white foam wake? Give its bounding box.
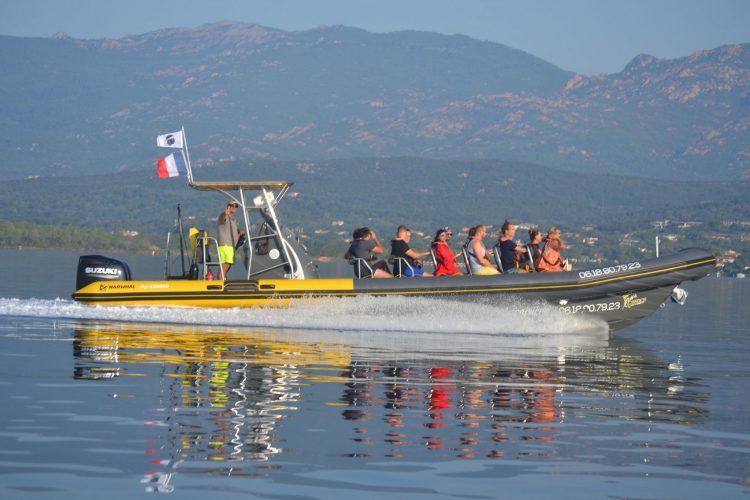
[0,294,606,335]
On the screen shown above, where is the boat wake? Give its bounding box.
[0,294,607,336]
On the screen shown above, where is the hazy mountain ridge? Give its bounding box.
[1,21,748,180]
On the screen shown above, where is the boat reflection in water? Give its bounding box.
[74,322,350,455]
[72,321,708,492]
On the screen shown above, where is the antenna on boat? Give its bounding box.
[181,126,194,184]
[177,204,186,276]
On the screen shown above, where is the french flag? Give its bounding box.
[156,151,187,179]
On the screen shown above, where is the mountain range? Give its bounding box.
[1,20,749,181]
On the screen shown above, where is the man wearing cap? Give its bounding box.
[217,200,246,278]
[390,225,433,277]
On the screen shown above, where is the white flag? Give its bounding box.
[156,130,184,148]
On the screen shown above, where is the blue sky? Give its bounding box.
[1,0,748,74]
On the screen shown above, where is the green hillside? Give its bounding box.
[2,158,748,271]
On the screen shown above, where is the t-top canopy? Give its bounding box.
[189,180,293,191]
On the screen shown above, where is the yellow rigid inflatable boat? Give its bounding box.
[72,131,717,331]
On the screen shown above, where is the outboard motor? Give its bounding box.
[76,255,132,291]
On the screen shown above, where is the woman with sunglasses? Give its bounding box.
[432,227,463,276]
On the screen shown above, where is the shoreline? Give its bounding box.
[0,244,159,256]
[0,244,338,262]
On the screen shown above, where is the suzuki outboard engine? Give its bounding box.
[76,255,132,291]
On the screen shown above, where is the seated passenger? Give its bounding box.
[432,228,463,276]
[466,225,500,275]
[525,228,543,271]
[536,226,572,272]
[344,227,392,278]
[497,220,528,274]
[390,225,433,277]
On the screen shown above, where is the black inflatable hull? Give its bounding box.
[349,248,716,330]
[73,248,716,332]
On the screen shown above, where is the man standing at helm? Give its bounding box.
[217,200,246,279]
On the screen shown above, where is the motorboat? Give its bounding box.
[72,131,717,331]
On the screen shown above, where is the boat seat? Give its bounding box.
[525,244,536,272]
[429,246,438,271]
[349,257,374,279]
[461,246,473,276]
[389,256,415,277]
[492,245,505,274]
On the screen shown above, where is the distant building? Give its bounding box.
[582,237,598,246]
[675,220,703,228]
[706,233,730,241]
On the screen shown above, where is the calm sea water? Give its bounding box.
[0,248,749,499]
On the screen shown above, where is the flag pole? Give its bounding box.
[181,126,194,184]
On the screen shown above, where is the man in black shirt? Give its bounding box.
[498,220,528,273]
[390,225,433,277]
